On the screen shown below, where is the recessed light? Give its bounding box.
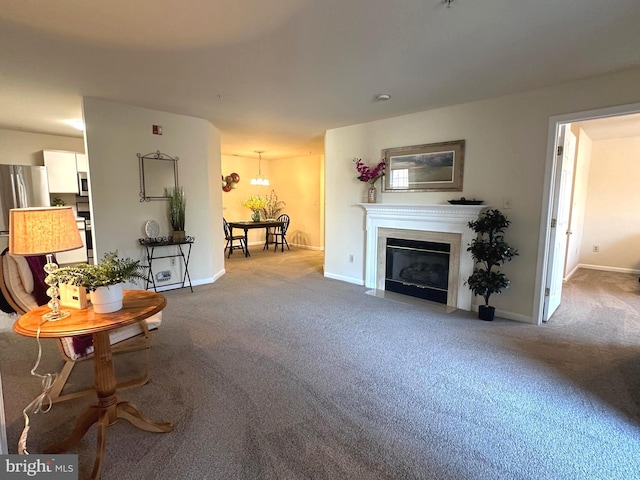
[375,94,391,101]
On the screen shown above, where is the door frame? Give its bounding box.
[533,101,640,325]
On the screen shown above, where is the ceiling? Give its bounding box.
[1,0,640,159]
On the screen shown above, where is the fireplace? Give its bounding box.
[386,238,450,304]
[359,204,485,311]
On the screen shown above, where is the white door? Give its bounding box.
[543,125,576,320]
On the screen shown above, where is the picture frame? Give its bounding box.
[381,140,465,192]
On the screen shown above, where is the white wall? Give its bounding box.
[580,135,640,272]
[564,127,592,278]
[325,67,640,323]
[83,97,224,287]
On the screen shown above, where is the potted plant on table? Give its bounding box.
[260,190,286,220]
[353,158,385,203]
[48,252,146,313]
[466,209,518,321]
[241,195,268,222]
[165,186,186,241]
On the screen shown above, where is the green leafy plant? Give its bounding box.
[47,252,145,291]
[466,209,518,307]
[165,186,186,231]
[260,190,286,220]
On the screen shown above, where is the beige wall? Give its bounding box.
[580,135,640,272]
[83,97,224,287]
[564,127,592,277]
[222,153,324,249]
[324,67,640,323]
[0,129,84,165]
[0,128,86,252]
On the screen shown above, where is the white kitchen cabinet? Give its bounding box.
[76,153,88,173]
[44,150,78,193]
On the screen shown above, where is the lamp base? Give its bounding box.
[42,309,71,322]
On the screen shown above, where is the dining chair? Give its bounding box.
[223,218,246,258]
[272,214,290,252]
[0,248,161,403]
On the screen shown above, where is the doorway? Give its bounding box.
[536,102,640,324]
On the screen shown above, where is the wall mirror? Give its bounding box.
[138,151,179,201]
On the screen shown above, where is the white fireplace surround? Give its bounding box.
[359,203,485,311]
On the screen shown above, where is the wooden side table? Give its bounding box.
[14,290,173,480]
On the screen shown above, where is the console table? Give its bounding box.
[139,238,194,292]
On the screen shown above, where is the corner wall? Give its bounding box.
[222,153,324,249]
[83,97,224,287]
[325,67,640,323]
[580,135,640,272]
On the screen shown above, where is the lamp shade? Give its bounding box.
[9,206,83,255]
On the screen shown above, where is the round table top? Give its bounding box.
[14,290,166,338]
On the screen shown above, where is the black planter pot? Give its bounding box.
[478,305,495,321]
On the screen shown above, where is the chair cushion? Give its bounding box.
[59,312,162,361]
[3,255,38,312]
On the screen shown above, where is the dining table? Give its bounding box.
[227,220,284,257]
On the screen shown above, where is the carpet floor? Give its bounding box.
[1,250,639,479]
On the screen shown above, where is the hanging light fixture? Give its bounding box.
[250,150,270,186]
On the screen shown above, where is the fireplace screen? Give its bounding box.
[385,238,450,304]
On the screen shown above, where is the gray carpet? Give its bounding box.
[1,250,639,479]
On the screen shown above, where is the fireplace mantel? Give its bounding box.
[359,203,485,310]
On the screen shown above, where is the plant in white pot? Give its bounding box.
[48,252,146,313]
[466,209,518,321]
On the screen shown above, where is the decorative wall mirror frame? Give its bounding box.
[137,151,179,201]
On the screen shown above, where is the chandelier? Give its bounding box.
[250,150,270,186]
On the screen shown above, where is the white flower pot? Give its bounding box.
[91,283,124,314]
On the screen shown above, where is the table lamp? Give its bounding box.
[9,206,83,321]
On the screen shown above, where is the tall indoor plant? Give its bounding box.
[466,209,518,321]
[165,186,186,241]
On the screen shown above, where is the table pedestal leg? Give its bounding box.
[44,331,172,480]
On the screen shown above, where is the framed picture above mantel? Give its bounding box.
[381,140,465,192]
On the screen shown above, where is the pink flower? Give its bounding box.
[353,158,385,184]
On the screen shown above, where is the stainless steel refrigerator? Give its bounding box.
[0,164,50,234]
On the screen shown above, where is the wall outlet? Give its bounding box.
[349,254,354,263]
[170,258,176,266]
[503,197,512,209]
[593,245,599,253]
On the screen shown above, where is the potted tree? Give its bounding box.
[48,252,146,313]
[466,209,518,321]
[165,186,186,241]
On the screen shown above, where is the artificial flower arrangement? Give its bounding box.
[241,195,268,222]
[354,158,385,184]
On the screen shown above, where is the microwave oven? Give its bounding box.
[78,172,89,196]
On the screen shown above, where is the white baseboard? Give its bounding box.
[469,304,535,324]
[247,241,324,251]
[324,272,364,285]
[578,264,640,275]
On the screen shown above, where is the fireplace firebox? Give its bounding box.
[385,238,450,304]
